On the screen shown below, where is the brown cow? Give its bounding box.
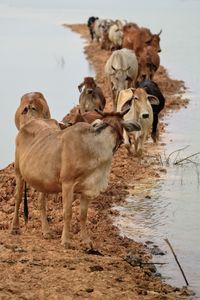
[123,26,162,57]
[15,92,51,130]
[137,46,160,83]
[11,112,140,248]
[78,77,106,114]
[62,107,103,125]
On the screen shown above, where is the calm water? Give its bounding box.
[0,0,200,297]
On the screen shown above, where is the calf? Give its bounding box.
[138,80,165,142]
[117,88,159,156]
[11,112,140,248]
[15,92,51,130]
[78,77,106,114]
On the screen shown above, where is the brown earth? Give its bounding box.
[0,24,194,299]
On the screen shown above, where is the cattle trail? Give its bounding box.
[0,23,193,299]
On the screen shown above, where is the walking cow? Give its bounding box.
[117,87,159,156]
[105,48,138,111]
[138,80,165,142]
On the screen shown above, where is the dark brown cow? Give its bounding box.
[87,16,99,41]
[137,46,160,82]
[78,77,106,114]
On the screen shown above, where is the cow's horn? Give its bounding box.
[158,29,162,36]
[95,108,107,117]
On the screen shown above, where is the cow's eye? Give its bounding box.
[32,107,36,111]
[134,96,139,100]
[22,107,28,114]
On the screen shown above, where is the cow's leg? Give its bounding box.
[61,182,74,248]
[151,114,158,143]
[80,195,92,249]
[11,174,24,234]
[38,192,51,239]
[89,28,94,41]
[136,134,144,157]
[127,78,133,89]
[112,89,118,111]
[123,130,133,155]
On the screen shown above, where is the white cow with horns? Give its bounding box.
[105,48,138,111]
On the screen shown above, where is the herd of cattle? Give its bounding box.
[10,17,166,248]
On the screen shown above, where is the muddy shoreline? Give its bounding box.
[0,24,193,299]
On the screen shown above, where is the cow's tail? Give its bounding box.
[24,182,29,224]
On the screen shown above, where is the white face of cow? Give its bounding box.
[111,69,128,92]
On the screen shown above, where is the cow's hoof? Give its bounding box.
[43,232,52,239]
[125,144,134,156]
[136,149,143,157]
[61,240,75,250]
[82,238,94,250]
[151,132,158,143]
[10,227,20,235]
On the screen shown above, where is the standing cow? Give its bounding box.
[123,26,162,56]
[87,16,99,41]
[108,22,123,50]
[138,80,165,142]
[105,48,138,111]
[78,77,106,114]
[137,46,160,83]
[11,112,140,248]
[117,88,159,156]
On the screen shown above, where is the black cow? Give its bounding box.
[138,79,165,142]
[87,16,99,41]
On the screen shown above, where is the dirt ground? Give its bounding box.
[0,24,194,299]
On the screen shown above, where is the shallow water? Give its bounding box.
[114,68,200,297]
[1,0,200,297]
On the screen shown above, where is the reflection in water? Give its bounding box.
[54,55,66,69]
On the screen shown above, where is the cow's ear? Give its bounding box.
[121,98,132,112]
[121,120,141,132]
[148,95,159,105]
[78,81,84,92]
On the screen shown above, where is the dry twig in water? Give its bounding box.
[174,152,200,165]
[164,238,189,286]
[166,145,190,165]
